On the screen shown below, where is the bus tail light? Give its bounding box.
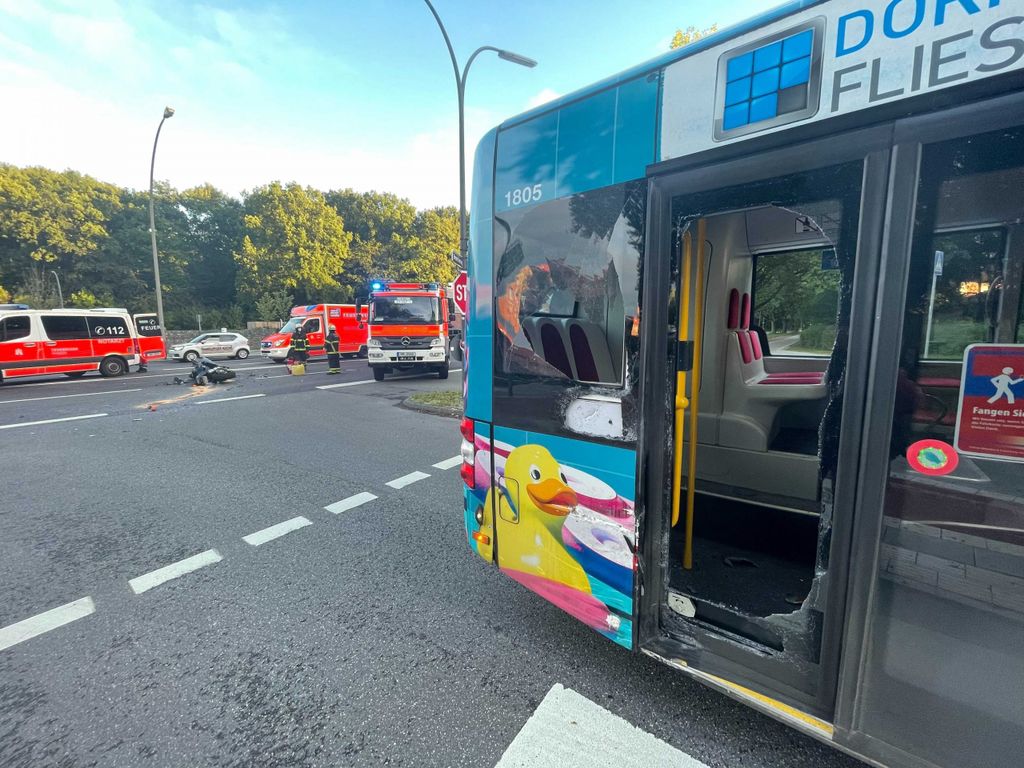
[460,417,475,489]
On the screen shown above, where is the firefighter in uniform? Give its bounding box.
[288,324,309,367]
[325,328,341,374]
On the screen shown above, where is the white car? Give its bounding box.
[170,332,250,362]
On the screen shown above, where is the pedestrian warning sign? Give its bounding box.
[954,344,1024,462]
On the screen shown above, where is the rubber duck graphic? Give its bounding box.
[486,445,592,594]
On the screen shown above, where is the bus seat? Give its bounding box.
[539,320,574,378]
[566,320,617,383]
[720,291,827,451]
[521,317,542,352]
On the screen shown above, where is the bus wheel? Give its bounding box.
[64,372,87,378]
[99,356,127,377]
[372,367,386,382]
[437,365,449,380]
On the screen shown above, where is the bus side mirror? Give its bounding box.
[447,298,456,318]
[453,336,464,362]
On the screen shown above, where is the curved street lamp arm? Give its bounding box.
[422,0,462,89]
[149,116,167,202]
[462,45,502,90]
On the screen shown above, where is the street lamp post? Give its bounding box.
[421,0,535,262]
[148,106,174,331]
[49,269,63,308]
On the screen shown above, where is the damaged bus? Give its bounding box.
[459,1,1024,766]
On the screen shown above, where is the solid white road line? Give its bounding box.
[324,491,377,514]
[4,364,283,389]
[193,393,266,405]
[243,516,313,547]
[386,470,430,489]
[0,413,108,431]
[432,455,462,470]
[129,549,223,594]
[496,684,708,768]
[0,597,96,653]
[316,379,374,390]
[0,388,142,405]
[316,368,462,391]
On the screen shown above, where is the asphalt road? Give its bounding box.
[0,358,861,767]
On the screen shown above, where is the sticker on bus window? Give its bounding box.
[954,344,1024,463]
[906,439,959,477]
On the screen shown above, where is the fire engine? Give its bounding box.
[0,307,164,381]
[358,281,456,381]
[260,304,368,362]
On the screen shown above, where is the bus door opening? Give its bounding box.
[662,161,865,664]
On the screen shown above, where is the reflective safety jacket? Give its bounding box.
[324,336,340,355]
[291,334,308,352]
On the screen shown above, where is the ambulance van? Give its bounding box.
[0,308,165,381]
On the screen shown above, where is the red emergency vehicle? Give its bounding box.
[358,281,456,381]
[259,304,369,363]
[0,308,165,382]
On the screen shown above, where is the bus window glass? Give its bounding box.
[753,249,840,357]
[1,315,31,342]
[859,125,1024,767]
[919,228,1007,360]
[41,314,89,341]
[493,182,643,386]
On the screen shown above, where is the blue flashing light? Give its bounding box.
[370,280,386,291]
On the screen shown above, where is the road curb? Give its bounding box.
[400,396,462,420]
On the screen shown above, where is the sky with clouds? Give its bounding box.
[0,0,778,209]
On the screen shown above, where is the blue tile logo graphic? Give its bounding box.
[714,19,824,141]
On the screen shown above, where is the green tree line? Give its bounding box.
[0,165,459,328]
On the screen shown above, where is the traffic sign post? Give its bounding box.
[453,271,468,316]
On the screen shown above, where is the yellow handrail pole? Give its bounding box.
[671,229,693,528]
[683,219,707,570]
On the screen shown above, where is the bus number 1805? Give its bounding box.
[504,184,543,208]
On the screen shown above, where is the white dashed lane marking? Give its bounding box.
[194,393,266,405]
[0,413,108,431]
[0,597,96,652]
[324,491,377,514]
[432,455,462,470]
[243,516,313,547]
[386,471,430,489]
[129,549,223,594]
[0,389,142,405]
[495,684,708,768]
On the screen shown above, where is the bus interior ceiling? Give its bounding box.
[663,195,852,654]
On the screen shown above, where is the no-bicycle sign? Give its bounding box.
[954,344,1024,463]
